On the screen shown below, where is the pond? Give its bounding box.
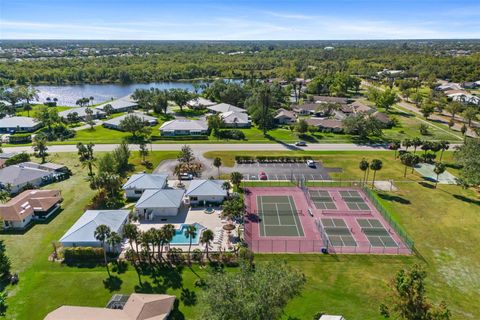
[33,81,202,106]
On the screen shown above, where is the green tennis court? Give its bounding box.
[321,218,357,247]
[357,218,398,247]
[257,195,304,237]
[309,190,337,210]
[340,191,370,211]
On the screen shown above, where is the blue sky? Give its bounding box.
[1,0,479,40]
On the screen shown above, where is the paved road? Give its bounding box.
[3,142,393,154]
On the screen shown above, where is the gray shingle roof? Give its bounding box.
[103,114,158,127]
[122,173,168,190]
[135,189,185,209]
[0,165,51,187]
[207,103,245,114]
[160,119,208,131]
[0,116,39,129]
[186,180,227,197]
[59,210,130,244]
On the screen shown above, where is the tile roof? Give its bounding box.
[186,180,227,197]
[0,189,61,221]
[122,173,168,190]
[135,189,185,209]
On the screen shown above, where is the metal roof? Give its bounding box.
[0,165,52,187]
[122,173,168,190]
[103,113,157,127]
[220,111,250,124]
[0,116,39,128]
[159,119,208,131]
[96,95,138,111]
[185,180,227,197]
[207,103,245,114]
[59,107,106,118]
[135,189,185,209]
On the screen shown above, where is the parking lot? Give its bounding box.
[234,162,342,181]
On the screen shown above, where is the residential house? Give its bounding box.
[306,118,344,133]
[44,294,176,320]
[220,111,251,128]
[122,173,168,199]
[312,96,349,105]
[187,97,216,109]
[59,107,106,121]
[444,89,468,97]
[207,103,245,114]
[274,109,296,125]
[349,101,374,114]
[0,164,54,194]
[135,189,185,219]
[436,83,462,91]
[159,119,209,136]
[185,179,227,205]
[371,111,394,128]
[20,161,70,174]
[448,93,480,105]
[95,95,138,113]
[103,113,158,131]
[0,116,42,134]
[0,189,62,229]
[462,82,479,89]
[292,103,324,116]
[59,210,130,247]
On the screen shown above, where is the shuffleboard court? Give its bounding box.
[357,218,398,248]
[257,195,304,237]
[320,218,357,247]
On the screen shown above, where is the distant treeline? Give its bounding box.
[0,40,479,85]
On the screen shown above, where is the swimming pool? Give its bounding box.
[170,223,205,245]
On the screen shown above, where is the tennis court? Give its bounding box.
[321,218,357,247]
[340,190,370,211]
[308,190,337,210]
[257,195,305,237]
[357,218,398,247]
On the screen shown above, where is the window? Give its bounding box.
[190,196,198,201]
[134,190,142,194]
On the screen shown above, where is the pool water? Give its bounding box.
[170,223,205,245]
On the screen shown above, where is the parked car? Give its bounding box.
[306,160,316,168]
[259,172,268,180]
[295,141,307,146]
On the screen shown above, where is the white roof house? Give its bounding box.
[96,95,138,112]
[448,93,480,105]
[122,173,168,199]
[207,103,245,114]
[59,210,130,247]
[319,316,345,320]
[187,97,216,109]
[185,180,227,205]
[135,189,185,218]
[59,107,106,120]
[103,113,158,130]
[0,116,41,133]
[220,111,251,127]
[159,119,209,136]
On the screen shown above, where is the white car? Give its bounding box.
[306,160,316,168]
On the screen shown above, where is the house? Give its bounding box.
[462,82,479,89]
[444,89,468,97]
[187,97,216,109]
[436,83,462,91]
[275,109,296,125]
[59,210,130,247]
[44,294,176,320]
[448,93,480,105]
[20,161,70,174]
[312,96,349,105]
[220,111,251,128]
[0,189,62,229]
[0,164,54,194]
[185,179,227,205]
[103,114,158,131]
[292,103,323,116]
[122,173,168,199]
[306,118,344,133]
[207,103,245,114]
[318,315,346,320]
[371,111,393,128]
[159,119,209,136]
[96,95,138,113]
[349,101,373,114]
[59,107,106,121]
[0,116,42,134]
[135,189,185,219]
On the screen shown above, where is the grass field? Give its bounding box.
[1,150,479,319]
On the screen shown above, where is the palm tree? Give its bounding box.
[390,140,401,159]
[32,135,48,163]
[107,231,122,254]
[433,162,446,188]
[402,139,412,153]
[89,96,95,106]
[200,229,214,261]
[213,157,222,178]
[438,141,450,161]
[400,153,413,177]
[161,224,175,255]
[23,103,32,117]
[77,142,96,177]
[412,137,422,155]
[230,171,243,190]
[185,224,197,264]
[94,225,112,277]
[410,154,421,174]
[369,159,383,188]
[222,181,231,197]
[359,158,369,184]
[445,101,463,121]
[123,223,139,254]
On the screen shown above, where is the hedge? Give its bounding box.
[63,247,104,263]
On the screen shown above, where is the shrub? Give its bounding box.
[419,124,429,135]
[63,247,104,264]
[8,133,31,144]
[4,152,30,166]
[218,129,245,140]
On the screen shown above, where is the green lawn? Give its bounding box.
[2,151,479,320]
[16,104,71,117]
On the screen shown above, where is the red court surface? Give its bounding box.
[243,186,413,254]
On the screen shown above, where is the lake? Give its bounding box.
[33,82,201,106]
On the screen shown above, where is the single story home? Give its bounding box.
[306,118,344,133]
[347,101,373,114]
[207,103,245,114]
[292,103,323,116]
[159,119,209,136]
[135,189,185,219]
[95,95,138,113]
[45,294,176,320]
[312,96,349,105]
[59,210,130,248]
[122,173,168,199]
[0,116,42,134]
[20,161,69,174]
[436,83,462,91]
[103,113,158,131]
[187,97,216,109]
[0,189,62,229]
[462,82,479,89]
[448,93,480,105]
[274,109,296,125]
[220,111,251,128]
[0,164,54,194]
[185,179,227,205]
[444,89,468,97]
[59,107,106,121]
[371,111,394,127]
